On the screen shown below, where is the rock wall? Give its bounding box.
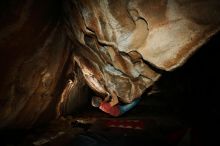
[0,0,71,128]
[0,0,220,129]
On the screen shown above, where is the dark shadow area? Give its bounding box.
[155,31,220,146]
[0,32,219,146]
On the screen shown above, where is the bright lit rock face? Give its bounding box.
[63,0,220,104]
[0,0,220,128]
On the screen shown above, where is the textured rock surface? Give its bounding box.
[0,0,220,128]
[63,0,220,105]
[0,0,71,128]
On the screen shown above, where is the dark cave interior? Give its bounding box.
[1,32,219,146]
[0,0,220,146]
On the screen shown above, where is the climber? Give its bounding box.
[91,96,141,117]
